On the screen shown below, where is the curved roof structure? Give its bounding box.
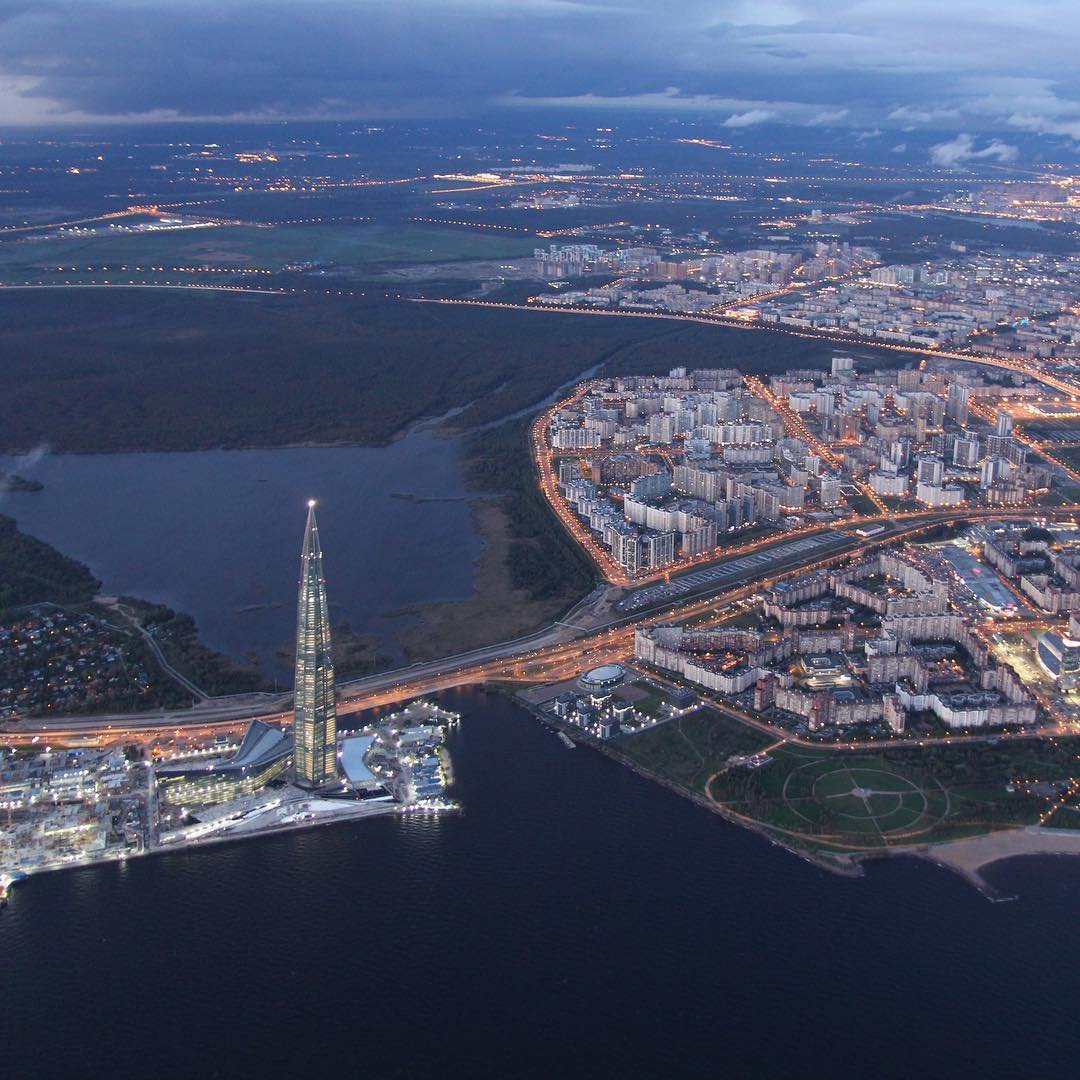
[580,663,627,688]
[585,664,624,682]
[156,720,291,779]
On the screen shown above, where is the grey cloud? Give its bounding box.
[1009,113,1080,141]
[929,133,1019,167]
[0,0,1075,148]
[721,109,776,128]
[807,108,849,126]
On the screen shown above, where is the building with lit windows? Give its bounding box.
[155,720,292,808]
[1037,630,1080,690]
[292,501,338,789]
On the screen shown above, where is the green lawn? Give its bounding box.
[846,492,882,516]
[628,688,668,717]
[615,708,775,793]
[1046,446,1080,471]
[0,223,537,281]
[699,735,1080,852]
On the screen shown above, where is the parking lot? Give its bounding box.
[617,531,852,612]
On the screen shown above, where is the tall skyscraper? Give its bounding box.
[293,500,337,789]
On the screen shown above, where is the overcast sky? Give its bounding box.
[0,0,1077,152]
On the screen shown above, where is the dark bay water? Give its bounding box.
[0,432,483,677]
[2,688,1079,1079]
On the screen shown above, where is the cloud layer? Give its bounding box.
[0,0,1077,153]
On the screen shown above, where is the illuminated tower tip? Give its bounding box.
[307,498,316,508]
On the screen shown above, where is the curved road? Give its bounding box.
[7,507,1078,747]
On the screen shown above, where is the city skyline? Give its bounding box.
[3,5,1080,1069]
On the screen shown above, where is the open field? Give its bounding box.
[0,223,537,281]
[618,709,1080,854]
[1044,446,1080,472]
[0,513,99,612]
[0,289,924,454]
[614,709,776,793]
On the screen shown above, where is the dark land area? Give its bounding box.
[0,512,99,612]
[0,517,196,712]
[464,417,596,605]
[0,513,271,706]
[118,597,270,696]
[0,288,928,455]
[0,472,43,493]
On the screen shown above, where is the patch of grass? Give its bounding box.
[615,708,775,792]
[846,492,881,516]
[0,223,537,281]
[629,689,668,717]
[705,736,1079,852]
[464,417,596,605]
[1043,803,1080,829]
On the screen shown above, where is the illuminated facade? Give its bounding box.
[292,501,338,788]
[1037,630,1080,691]
[156,720,291,808]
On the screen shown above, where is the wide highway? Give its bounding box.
[7,507,1078,749]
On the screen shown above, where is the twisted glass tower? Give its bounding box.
[293,500,337,788]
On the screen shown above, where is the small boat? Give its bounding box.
[557,731,576,750]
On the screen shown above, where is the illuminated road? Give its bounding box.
[505,292,1080,591]
[532,376,1074,591]
[531,379,632,583]
[741,374,888,514]
[9,508,1080,750]
[0,282,288,296]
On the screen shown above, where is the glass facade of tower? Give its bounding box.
[293,502,338,788]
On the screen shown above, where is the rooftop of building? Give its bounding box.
[156,720,291,779]
[340,735,377,785]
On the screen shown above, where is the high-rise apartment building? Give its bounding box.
[947,383,970,425]
[916,455,944,487]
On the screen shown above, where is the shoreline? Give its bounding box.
[394,499,587,664]
[514,694,867,880]
[513,692,1080,897]
[907,827,1080,897]
[1,799,429,900]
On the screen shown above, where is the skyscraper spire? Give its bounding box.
[292,499,337,788]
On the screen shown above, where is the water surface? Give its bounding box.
[1,689,1078,1078]
[0,432,483,677]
